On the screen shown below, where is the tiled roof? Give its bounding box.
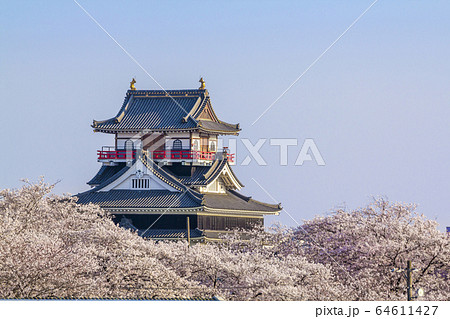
[162,158,228,186]
[151,296,223,301]
[174,166,211,185]
[139,153,193,193]
[92,89,239,134]
[78,156,277,214]
[86,163,133,193]
[202,190,281,213]
[198,120,239,133]
[87,163,127,186]
[162,158,244,189]
[93,96,198,131]
[139,228,205,239]
[76,190,201,209]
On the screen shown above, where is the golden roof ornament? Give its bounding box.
[130,78,136,91]
[199,77,206,90]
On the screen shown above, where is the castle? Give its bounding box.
[76,79,281,241]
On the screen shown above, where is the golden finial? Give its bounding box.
[130,78,136,91]
[199,77,205,90]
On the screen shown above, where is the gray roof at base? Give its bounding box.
[76,189,280,213]
[139,228,204,239]
[76,190,201,209]
[203,190,281,212]
[198,120,239,133]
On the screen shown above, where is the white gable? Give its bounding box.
[204,177,226,193]
[99,159,178,192]
[199,163,242,193]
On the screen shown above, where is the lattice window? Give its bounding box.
[172,139,183,150]
[132,179,149,189]
[209,140,216,151]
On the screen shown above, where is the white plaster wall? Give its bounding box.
[205,177,226,193]
[165,138,190,150]
[99,160,178,192]
[117,138,142,149]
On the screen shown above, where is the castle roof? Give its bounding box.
[76,189,280,214]
[140,228,205,240]
[76,189,201,209]
[87,163,127,186]
[77,156,280,214]
[92,89,240,135]
[162,157,244,188]
[203,190,281,213]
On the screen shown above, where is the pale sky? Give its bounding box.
[1,1,449,230]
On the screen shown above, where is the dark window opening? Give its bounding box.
[172,139,183,150]
[132,179,149,189]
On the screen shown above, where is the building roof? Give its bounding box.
[202,190,281,213]
[76,189,202,209]
[139,228,205,239]
[78,156,279,214]
[87,163,127,186]
[87,163,133,192]
[162,157,243,188]
[76,189,280,214]
[92,89,240,135]
[169,165,211,185]
[197,120,240,134]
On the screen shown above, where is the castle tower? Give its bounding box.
[76,79,281,241]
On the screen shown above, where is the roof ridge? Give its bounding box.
[127,89,206,96]
[202,158,224,180]
[181,95,202,124]
[223,161,244,188]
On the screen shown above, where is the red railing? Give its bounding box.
[152,150,234,162]
[97,150,136,160]
[97,149,234,162]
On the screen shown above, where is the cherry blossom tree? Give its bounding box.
[1,181,448,300]
[0,179,198,299]
[295,198,450,300]
[153,233,344,301]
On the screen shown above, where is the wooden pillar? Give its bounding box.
[187,216,191,246]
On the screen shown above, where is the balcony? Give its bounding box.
[97,149,136,161]
[152,150,234,163]
[97,148,235,163]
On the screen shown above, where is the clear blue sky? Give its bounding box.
[1,1,449,230]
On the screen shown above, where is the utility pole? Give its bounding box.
[392,260,422,301]
[186,216,191,247]
[407,260,412,301]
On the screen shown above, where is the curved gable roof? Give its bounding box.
[92,89,240,134]
[93,91,200,132]
[87,163,127,186]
